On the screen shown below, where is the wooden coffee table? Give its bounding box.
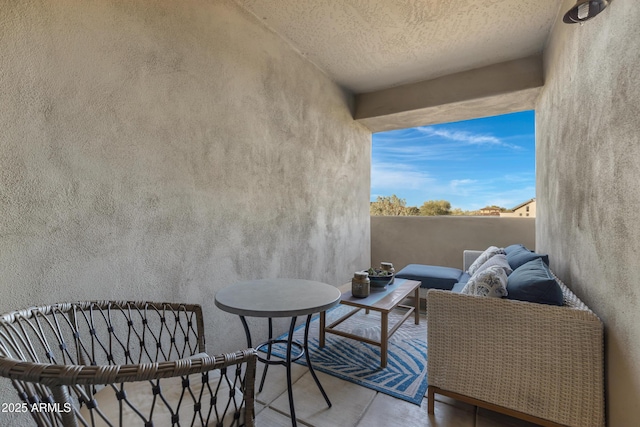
[319,278,421,368]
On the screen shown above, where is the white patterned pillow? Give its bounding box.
[467,246,506,275]
[461,266,509,298]
[474,253,513,276]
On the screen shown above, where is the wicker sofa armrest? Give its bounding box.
[427,289,604,427]
[462,250,483,271]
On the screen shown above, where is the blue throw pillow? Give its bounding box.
[504,244,525,254]
[506,258,564,306]
[505,244,549,270]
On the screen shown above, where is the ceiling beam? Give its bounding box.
[355,55,543,132]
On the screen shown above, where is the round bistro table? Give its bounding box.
[214,278,341,426]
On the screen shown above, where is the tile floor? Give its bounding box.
[249,306,542,427]
[252,350,540,427]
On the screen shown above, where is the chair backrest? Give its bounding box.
[0,301,205,368]
[0,301,256,427]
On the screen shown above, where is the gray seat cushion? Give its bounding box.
[395,264,465,291]
[451,280,469,293]
[457,272,471,286]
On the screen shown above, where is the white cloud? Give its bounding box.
[503,172,535,183]
[370,162,434,190]
[445,179,483,198]
[450,179,477,187]
[471,186,536,210]
[372,137,479,164]
[416,127,521,150]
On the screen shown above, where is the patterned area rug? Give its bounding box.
[261,304,428,405]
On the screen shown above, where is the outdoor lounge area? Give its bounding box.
[1,0,640,426]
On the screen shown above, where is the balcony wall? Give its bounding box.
[371,216,535,270]
[0,1,370,424]
[537,0,640,424]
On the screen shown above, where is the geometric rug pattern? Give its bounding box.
[261,304,428,405]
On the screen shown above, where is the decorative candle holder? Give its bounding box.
[352,271,370,298]
[381,262,395,284]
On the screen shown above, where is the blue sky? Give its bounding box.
[371,110,535,211]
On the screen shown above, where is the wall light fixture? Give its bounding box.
[563,0,610,24]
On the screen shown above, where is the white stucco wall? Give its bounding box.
[537,0,640,425]
[0,1,370,424]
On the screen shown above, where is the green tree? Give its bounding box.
[419,200,452,216]
[370,195,419,216]
[405,206,420,216]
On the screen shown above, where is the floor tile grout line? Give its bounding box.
[352,390,380,427]
[255,349,536,427]
[261,368,312,424]
[256,375,484,427]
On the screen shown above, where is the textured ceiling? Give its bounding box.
[235,0,562,93]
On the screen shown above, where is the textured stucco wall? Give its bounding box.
[0,1,370,424]
[536,0,640,425]
[371,216,535,270]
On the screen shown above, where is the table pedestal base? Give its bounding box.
[240,314,331,427]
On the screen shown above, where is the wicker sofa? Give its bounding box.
[426,250,604,427]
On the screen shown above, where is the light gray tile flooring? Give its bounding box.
[253,357,539,427]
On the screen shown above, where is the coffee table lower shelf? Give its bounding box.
[319,279,421,368]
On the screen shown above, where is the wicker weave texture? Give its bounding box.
[0,301,256,427]
[427,278,604,427]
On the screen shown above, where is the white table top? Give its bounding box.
[215,278,341,318]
